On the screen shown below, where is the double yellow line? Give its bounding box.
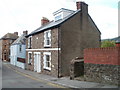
[4,64,67,88]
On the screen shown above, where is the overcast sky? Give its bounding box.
[0,0,118,39]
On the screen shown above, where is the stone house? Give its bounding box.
[0,32,18,61]
[10,31,27,69]
[26,2,101,77]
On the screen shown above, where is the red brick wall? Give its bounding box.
[84,47,120,65]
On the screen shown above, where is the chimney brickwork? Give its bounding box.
[41,17,49,26]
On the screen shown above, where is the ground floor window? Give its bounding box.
[43,52,51,70]
[28,52,32,65]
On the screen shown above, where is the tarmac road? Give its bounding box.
[2,62,63,88]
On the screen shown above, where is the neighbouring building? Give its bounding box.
[0,40,2,60]
[84,39,120,85]
[10,31,28,69]
[0,32,18,61]
[25,2,101,77]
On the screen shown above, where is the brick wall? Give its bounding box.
[84,47,120,65]
[84,47,120,85]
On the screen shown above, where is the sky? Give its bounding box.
[0,0,118,39]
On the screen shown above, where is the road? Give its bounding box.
[2,62,61,88]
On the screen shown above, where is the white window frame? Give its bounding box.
[44,30,51,47]
[28,52,32,65]
[43,52,51,70]
[28,36,32,49]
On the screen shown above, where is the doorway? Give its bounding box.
[34,52,41,73]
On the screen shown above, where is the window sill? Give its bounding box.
[44,45,51,48]
[43,67,51,71]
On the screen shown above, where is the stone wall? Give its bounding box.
[84,47,120,85]
[26,28,59,77]
[84,63,120,85]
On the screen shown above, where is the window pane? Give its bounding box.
[47,40,50,45]
[45,55,50,68]
[29,53,32,63]
[46,55,49,61]
[46,61,50,67]
[44,30,51,46]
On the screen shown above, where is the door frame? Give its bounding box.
[34,52,41,73]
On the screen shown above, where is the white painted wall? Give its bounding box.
[10,44,26,69]
[53,9,74,21]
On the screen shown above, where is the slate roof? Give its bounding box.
[26,8,100,37]
[102,36,120,42]
[26,9,80,37]
[0,33,18,40]
[12,34,26,45]
[115,36,120,43]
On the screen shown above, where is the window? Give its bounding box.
[19,45,22,52]
[28,52,32,65]
[28,36,32,49]
[55,14,62,21]
[44,30,51,47]
[4,45,6,48]
[43,52,51,70]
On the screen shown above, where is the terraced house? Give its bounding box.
[0,32,18,61]
[26,2,101,77]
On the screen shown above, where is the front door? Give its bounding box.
[34,52,41,73]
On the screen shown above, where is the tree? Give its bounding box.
[101,40,116,47]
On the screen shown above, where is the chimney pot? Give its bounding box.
[23,30,28,35]
[76,1,88,10]
[14,32,18,36]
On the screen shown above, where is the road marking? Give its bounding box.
[47,82,65,88]
[4,64,67,88]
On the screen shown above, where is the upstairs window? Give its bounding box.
[44,30,51,47]
[28,36,32,49]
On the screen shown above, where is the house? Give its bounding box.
[10,31,27,69]
[26,1,101,77]
[0,32,18,61]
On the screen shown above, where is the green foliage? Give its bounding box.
[101,40,116,47]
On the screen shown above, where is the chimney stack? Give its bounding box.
[41,17,49,26]
[14,32,18,36]
[23,30,28,35]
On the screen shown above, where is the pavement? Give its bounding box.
[2,61,119,89]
